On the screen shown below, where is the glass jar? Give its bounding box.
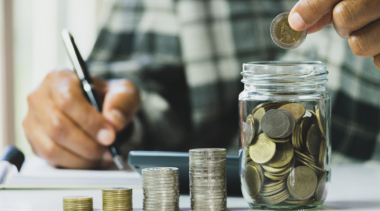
[239,61,331,210]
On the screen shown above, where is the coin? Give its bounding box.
[263,134,290,143]
[142,167,179,211]
[63,196,93,211]
[243,116,255,148]
[252,107,266,133]
[315,106,326,138]
[261,109,295,138]
[287,166,317,200]
[318,138,326,168]
[102,187,133,211]
[262,188,290,205]
[242,165,262,198]
[306,124,322,158]
[266,142,294,168]
[315,172,327,201]
[278,103,306,122]
[190,148,227,210]
[249,133,276,163]
[270,12,307,49]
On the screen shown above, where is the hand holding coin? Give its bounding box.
[288,0,380,70]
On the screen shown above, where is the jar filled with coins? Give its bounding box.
[239,61,330,210]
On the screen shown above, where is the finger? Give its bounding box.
[349,19,380,58]
[374,54,380,70]
[49,70,116,145]
[27,92,108,160]
[333,0,380,38]
[289,0,341,31]
[307,11,333,34]
[102,80,141,131]
[23,115,100,169]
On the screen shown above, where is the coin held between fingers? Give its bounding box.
[271,12,307,49]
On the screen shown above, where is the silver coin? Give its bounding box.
[270,12,307,49]
[261,109,295,138]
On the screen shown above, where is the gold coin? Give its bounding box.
[260,181,286,196]
[262,188,290,205]
[270,12,307,49]
[279,103,305,122]
[306,124,322,158]
[315,171,327,201]
[266,142,294,168]
[275,18,302,44]
[294,150,315,163]
[252,107,266,133]
[242,164,263,198]
[264,171,288,181]
[300,116,313,143]
[249,134,276,164]
[284,198,314,205]
[264,134,290,143]
[287,166,317,200]
[315,106,326,138]
[318,138,326,168]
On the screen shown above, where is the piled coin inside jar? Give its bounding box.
[142,167,179,211]
[62,196,93,211]
[189,148,227,211]
[102,187,133,211]
[242,102,328,205]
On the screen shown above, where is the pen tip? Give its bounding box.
[113,155,124,170]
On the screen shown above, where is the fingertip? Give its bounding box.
[289,12,306,31]
[104,109,128,131]
[97,128,115,145]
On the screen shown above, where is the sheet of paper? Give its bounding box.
[0,157,142,189]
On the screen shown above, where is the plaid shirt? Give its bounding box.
[87,0,380,164]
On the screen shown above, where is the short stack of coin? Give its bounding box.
[63,196,93,211]
[102,187,133,211]
[242,102,328,206]
[142,167,179,211]
[189,148,227,211]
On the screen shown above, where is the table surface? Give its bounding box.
[1,164,380,211]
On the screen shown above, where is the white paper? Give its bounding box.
[0,157,142,189]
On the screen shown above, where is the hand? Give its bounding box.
[23,68,141,169]
[289,0,380,70]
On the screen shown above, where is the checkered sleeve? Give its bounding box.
[86,0,193,156]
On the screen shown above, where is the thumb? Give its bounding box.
[102,79,141,131]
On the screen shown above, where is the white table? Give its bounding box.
[1,165,380,210]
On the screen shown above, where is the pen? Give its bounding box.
[62,29,124,170]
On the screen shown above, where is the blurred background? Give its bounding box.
[0,0,115,156]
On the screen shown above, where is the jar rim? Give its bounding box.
[243,61,325,69]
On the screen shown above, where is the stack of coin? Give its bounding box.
[102,187,133,211]
[142,167,179,211]
[189,148,227,210]
[242,102,328,206]
[63,196,93,211]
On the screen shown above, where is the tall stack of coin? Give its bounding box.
[242,102,328,206]
[63,196,93,211]
[142,167,179,211]
[189,148,227,210]
[102,187,133,211]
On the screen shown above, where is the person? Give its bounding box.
[23,0,380,169]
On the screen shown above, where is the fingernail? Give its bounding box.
[97,128,115,145]
[102,151,113,162]
[107,109,127,130]
[289,12,305,31]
